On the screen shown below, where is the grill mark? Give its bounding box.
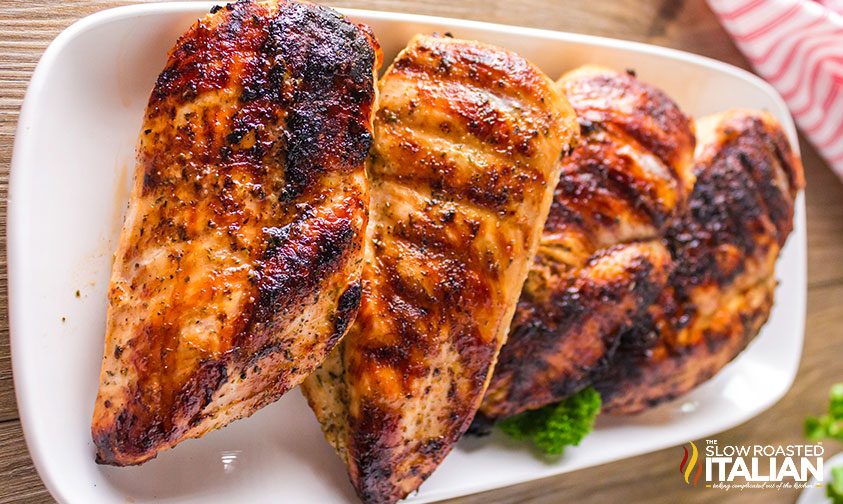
[356,213,497,394]
[563,72,695,171]
[670,152,769,288]
[414,78,547,154]
[372,152,522,216]
[595,112,802,415]
[572,151,666,231]
[359,260,442,384]
[374,102,545,214]
[390,68,549,125]
[490,247,663,417]
[766,125,802,203]
[737,148,784,235]
[478,68,695,422]
[263,1,376,199]
[371,175,530,239]
[96,356,230,464]
[382,202,499,277]
[94,0,376,466]
[349,401,402,504]
[382,210,498,312]
[729,119,794,243]
[377,103,544,171]
[332,281,362,344]
[390,37,549,105]
[543,175,591,237]
[325,33,573,503]
[248,212,356,340]
[597,275,776,413]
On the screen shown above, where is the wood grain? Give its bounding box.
[1,0,842,502]
[0,422,50,504]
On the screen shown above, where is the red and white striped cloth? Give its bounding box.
[707,0,843,180]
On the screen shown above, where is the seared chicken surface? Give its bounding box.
[595,109,804,414]
[476,66,696,423]
[92,0,380,466]
[301,34,578,503]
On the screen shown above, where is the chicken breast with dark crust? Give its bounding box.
[302,34,578,504]
[92,0,380,466]
[595,109,804,414]
[476,66,696,423]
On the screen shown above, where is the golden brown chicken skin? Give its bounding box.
[476,66,695,423]
[92,0,380,466]
[301,35,578,504]
[596,109,804,414]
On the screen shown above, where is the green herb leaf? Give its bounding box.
[828,465,843,504]
[805,382,843,442]
[498,387,601,456]
[830,383,843,418]
[805,417,826,440]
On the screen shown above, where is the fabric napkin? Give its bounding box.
[707,0,843,180]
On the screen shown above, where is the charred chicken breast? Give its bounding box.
[302,34,578,503]
[92,0,380,466]
[477,66,696,422]
[596,109,804,414]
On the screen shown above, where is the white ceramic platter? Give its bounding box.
[8,3,807,503]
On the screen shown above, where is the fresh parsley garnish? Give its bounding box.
[805,383,843,441]
[499,387,601,456]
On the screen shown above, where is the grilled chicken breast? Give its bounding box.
[595,109,804,414]
[476,66,696,423]
[301,34,578,503]
[92,0,380,466]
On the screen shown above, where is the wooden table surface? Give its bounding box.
[1,0,842,502]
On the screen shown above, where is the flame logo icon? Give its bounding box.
[679,441,703,486]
